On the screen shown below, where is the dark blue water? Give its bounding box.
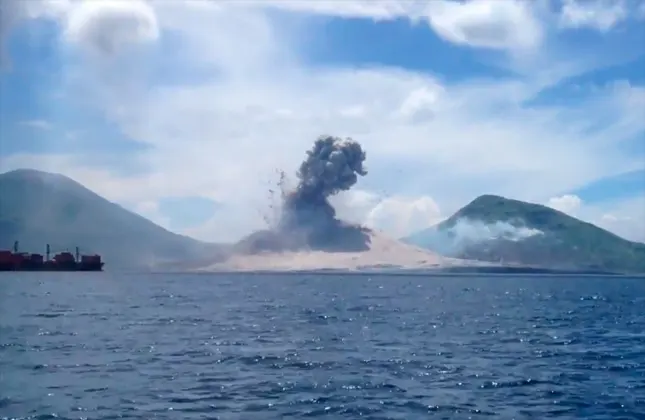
[1,274,644,419]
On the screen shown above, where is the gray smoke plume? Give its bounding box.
[280,135,366,228]
[237,135,372,253]
[404,218,545,265]
[295,135,367,198]
[416,218,544,256]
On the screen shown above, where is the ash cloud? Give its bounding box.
[237,135,372,253]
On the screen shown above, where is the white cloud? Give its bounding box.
[1,0,158,65]
[131,200,171,230]
[19,120,53,131]
[586,196,645,243]
[598,213,642,241]
[1,0,644,243]
[244,0,543,51]
[425,0,543,50]
[544,194,645,243]
[329,190,445,237]
[249,0,423,20]
[180,204,270,243]
[283,0,544,51]
[177,190,445,242]
[364,195,443,237]
[559,0,628,32]
[0,0,70,67]
[0,0,69,30]
[547,194,583,215]
[151,1,289,77]
[64,0,159,57]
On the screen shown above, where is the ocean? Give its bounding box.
[1,273,644,419]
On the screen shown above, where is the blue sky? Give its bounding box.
[1,0,644,242]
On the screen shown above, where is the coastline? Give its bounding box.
[184,232,629,276]
[189,266,625,277]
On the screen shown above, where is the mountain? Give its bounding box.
[0,169,228,269]
[404,194,645,274]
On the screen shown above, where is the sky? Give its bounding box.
[0,0,644,243]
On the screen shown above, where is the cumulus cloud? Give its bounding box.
[364,195,443,238]
[252,0,423,20]
[590,196,645,243]
[425,0,543,50]
[559,0,628,32]
[131,200,171,230]
[543,194,645,243]
[247,0,544,51]
[547,194,583,215]
[598,213,642,242]
[1,0,644,243]
[1,0,159,62]
[64,0,159,57]
[396,85,444,123]
[179,201,274,243]
[0,0,69,34]
[0,0,69,67]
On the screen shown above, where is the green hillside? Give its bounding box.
[405,195,645,273]
[0,169,227,269]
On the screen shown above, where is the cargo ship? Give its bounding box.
[0,241,104,272]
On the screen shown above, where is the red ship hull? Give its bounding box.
[0,243,104,272]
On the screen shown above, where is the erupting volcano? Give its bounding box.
[236,135,372,253]
[200,134,461,272]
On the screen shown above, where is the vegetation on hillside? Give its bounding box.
[405,195,645,273]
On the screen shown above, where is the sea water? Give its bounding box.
[1,273,644,419]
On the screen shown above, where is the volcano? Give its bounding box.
[192,135,478,272]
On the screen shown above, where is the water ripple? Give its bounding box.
[1,273,644,419]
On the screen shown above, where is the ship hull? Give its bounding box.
[0,262,104,272]
[0,243,105,272]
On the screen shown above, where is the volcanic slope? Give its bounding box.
[405,194,645,273]
[199,230,470,272]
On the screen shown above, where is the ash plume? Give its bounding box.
[280,135,367,228]
[237,135,372,253]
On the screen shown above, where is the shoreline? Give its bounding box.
[188,266,624,276]
[130,266,636,277]
[182,231,632,277]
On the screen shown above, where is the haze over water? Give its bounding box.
[1,273,644,419]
